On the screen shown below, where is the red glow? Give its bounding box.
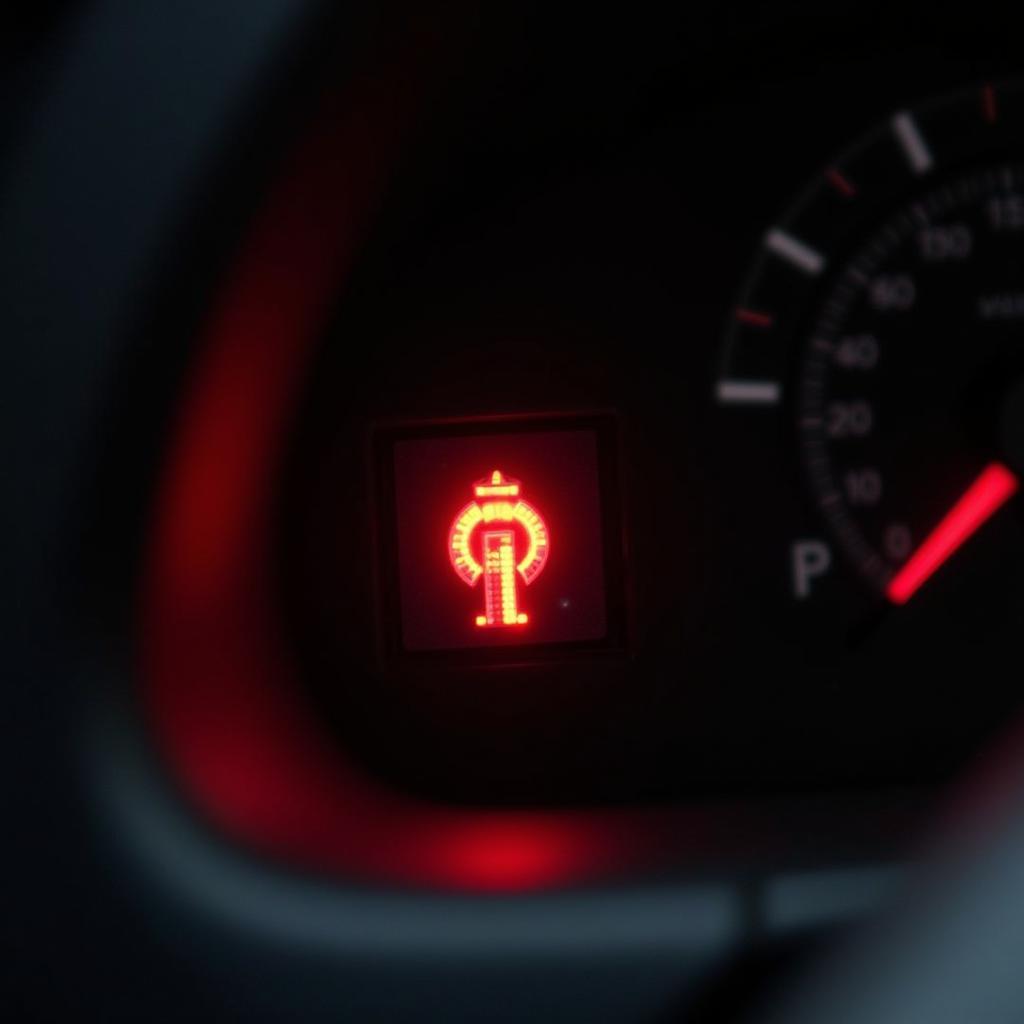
[422,817,607,891]
[142,47,660,894]
[886,462,1019,605]
[448,470,549,628]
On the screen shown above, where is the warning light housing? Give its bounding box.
[374,414,627,661]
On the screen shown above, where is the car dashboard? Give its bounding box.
[4,2,1024,1021]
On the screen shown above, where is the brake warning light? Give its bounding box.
[448,471,550,628]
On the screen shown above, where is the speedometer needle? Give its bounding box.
[886,462,1019,605]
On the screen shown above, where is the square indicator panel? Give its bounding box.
[376,415,626,657]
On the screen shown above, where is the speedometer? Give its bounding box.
[799,165,1024,602]
[719,82,1024,611]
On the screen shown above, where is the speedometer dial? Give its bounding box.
[718,81,1024,610]
[799,165,1024,600]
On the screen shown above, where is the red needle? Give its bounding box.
[886,462,1020,605]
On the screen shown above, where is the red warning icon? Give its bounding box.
[447,470,550,628]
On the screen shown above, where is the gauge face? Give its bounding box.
[718,82,1024,611]
[798,164,1024,599]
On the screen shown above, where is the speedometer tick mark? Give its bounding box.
[765,229,825,276]
[715,379,781,405]
[735,308,774,328]
[826,168,857,199]
[892,111,934,175]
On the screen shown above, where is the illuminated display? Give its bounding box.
[379,415,626,656]
[448,470,550,628]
